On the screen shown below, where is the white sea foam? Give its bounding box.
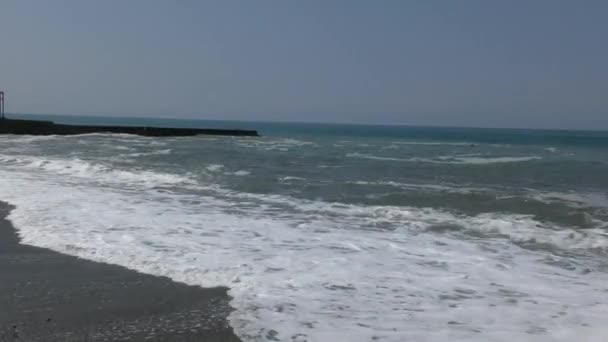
[122,149,172,157]
[346,153,414,162]
[1,151,607,342]
[111,145,134,151]
[279,176,306,182]
[0,134,61,143]
[235,138,316,151]
[229,170,251,176]
[147,140,169,146]
[70,132,140,138]
[391,141,477,146]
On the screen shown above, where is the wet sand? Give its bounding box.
[0,202,242,342]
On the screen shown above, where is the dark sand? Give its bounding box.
[0,202,242,342]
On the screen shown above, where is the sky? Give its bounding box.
[1,0,607,129]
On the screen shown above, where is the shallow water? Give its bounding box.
[1,116,608,341]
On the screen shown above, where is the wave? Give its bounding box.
[1,168,607,342]
[279,176,306,182]
[346,153,414,162]
[530,191,608,209]
[206,164,224,172]
[350,180,479,193]
[228,170,251,176]
[391,141,477,146]
[0,143,606,341]
[0,154,192,187]
[439,156,541,164]
[67,132,145,139]
[0,134,61,143]
[110,145,135,151]
[346,153,541,165]
[235,138,316,151]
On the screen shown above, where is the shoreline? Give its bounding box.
[0,201,242,342]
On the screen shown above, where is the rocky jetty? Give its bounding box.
[0,118,259,137]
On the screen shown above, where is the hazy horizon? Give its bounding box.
[2,1,607,130]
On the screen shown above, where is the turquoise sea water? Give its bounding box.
[2,114,608,341]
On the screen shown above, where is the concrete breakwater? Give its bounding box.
[0,118,259,137]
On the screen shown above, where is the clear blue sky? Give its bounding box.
[1,0,607,129]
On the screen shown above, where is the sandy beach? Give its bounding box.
[0,201,241,342]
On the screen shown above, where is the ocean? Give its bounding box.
[1,114,608,342]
